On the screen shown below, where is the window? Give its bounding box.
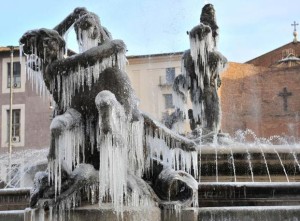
[166,67,175,84]
[6,109,21,142]
[2,57,25,93]
[1,104,25,147]
[7,62,21,88]
[164,94,174,109]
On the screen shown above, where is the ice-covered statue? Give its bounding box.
[20,7,203,216]
[170,4,227,139]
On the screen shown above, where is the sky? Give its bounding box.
[1,0,300,63]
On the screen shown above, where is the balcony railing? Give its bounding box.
[159,76,173,87]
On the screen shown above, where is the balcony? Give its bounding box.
[158,76,173,88]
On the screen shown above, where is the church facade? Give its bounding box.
[221,41,300,139]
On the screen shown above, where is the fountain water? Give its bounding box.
[1,4,300,221]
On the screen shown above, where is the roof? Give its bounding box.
[271,54,300,68]
[245,41,300,67]
[0,46,20,52]
[0,46,76,56]
[127,51,183,59]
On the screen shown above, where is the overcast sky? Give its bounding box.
[1,0,300,62]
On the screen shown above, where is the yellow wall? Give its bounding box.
[127,53,182,121]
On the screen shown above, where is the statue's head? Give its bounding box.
[74,12,112,52]
[39,29,65,61]
[200,4,218,43]
[200,4,216,23]
[74,13,101,41]
[74,13,102,52]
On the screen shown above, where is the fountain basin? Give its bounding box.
[197,145,300,182]
[198,182,300,207]
[0,188,30,211]
[162,206,300,221]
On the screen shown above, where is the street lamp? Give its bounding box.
[7,45,14,181]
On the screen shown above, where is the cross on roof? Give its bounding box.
[278,87,292,111]
[292,21,299,32]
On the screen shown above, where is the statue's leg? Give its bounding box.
[56,164,99,203]
[127,172,160,205]
[154,167,198,207]
[30,172,49,207]
[95,90,125,135]
[48,108,82,160]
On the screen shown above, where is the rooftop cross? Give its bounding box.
[278,87,292,111]
[292,21,299,43]
[292,21,299,32]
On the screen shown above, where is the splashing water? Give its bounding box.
[0,148,48,188]
[215,145,218,182]
[259,145,272,182]
[229,147,237,182]
[273,148,290,182]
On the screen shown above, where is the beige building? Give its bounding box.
[127,52,183,121]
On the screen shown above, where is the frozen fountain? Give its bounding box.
[1,4,300,221]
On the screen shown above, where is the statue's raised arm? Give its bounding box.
[53,7,89,36]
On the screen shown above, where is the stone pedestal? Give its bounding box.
[24,204,161,221]
[69,204,161,221]
[0,210,24,221]
[5,205,300,221]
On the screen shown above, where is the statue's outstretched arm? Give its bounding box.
[143,113,197,152]
[46,39,126,75]
[20,7,89,57]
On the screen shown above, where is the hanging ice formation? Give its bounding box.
[171,74,189,134]
[18,5,230,218]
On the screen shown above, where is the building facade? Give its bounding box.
[126,52,183,121]
[0,47,51,153]
[221,42,300,138]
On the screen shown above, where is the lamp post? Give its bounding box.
[7,46,14,182]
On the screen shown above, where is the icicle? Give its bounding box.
[25,48,49,97]
[19,44,25,69]
[63,24,74,57]
[77,27,99,53]
[49,206,53,221]
[98,134,127,217]
[128,119,145,177]
[145,135,199,180]
[48,122,85,197]
[189,24,214,90]
[86,117,96,153]
[96,91,128,217]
